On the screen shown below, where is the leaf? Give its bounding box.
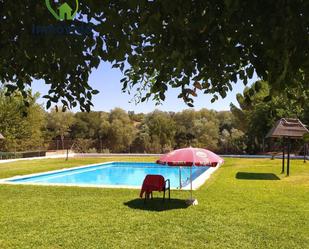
[159,92,165,101]
[188,89,197,97]
[24,101,30,107]
[61,100,68,107]
[263,95,272,102]
[187,103,194,107]
[248,88,255,97]
[46,100,51,109]
[246,67,254,79]
[220,91,227,98]
[193,81,202,90]
[254,81,262,92]
[5,84,17,92]
[231,73,237,83]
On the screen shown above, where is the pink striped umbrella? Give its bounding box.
[156,147,224,204]
[157,147,223,166]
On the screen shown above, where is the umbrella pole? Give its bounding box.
[179,166,182,189]
[186,166,198,205]
[190,166,193,200]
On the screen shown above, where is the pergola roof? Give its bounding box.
[266,118,309,139]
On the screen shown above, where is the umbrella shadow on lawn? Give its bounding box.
[124,198,189,212]
[236,172,280,180]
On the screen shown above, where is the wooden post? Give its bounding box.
[287,137,291,176]
[66,147,69,161]
[282,137,285,173]
[304,144,307,163]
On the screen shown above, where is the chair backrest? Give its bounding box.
[143,174,165,190]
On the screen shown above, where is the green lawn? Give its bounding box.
[0,157,308,249]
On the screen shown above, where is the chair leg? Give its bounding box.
[144,192,150,203]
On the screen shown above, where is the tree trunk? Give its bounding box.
[61,135,65,150]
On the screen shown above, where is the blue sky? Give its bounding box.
[32,61,257,113]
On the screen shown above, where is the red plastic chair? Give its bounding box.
[140,174,170,202]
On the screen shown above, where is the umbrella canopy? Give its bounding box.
[156,147,224,167]
[0,133,4,139]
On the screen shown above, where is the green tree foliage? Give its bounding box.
[69,112,110,152]
[219,128,246,154]
[216,111,234,133]
[194,110,220,149]
[128,111,145,123]
[47,108,75,149]
[231,81,304,153]
[173,109,221,150]
[2,86,308,155]
[136,111,176,153]
[68,109,138,153]
[131,123,152,153]
[173,110,197,148]
[192,118,219,150]
[0,89,45,152]
[107,108,136,152]
[1,1,307,109]
[132,108,223,153]
[71,112,109,140]
[216,111,246,153]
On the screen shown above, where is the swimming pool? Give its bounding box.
[1,162,212,189]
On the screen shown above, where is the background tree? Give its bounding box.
[0,89,45,152]
[219,128,246,154]
[191,109,220,150]
[131,123,152,153]
[107,108,136,152]
[1,87,308,155]
[132,111,176,153]
[70,112,110,152]
[47,108,74,150]
[98,112,111,152]
[173,110,197,148]
[231,81,304,153]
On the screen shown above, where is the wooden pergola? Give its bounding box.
[266,118,309,176]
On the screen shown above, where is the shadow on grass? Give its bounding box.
[236,172,280,180]
[124,198,189,212]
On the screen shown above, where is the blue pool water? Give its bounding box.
[6,162,209,189]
